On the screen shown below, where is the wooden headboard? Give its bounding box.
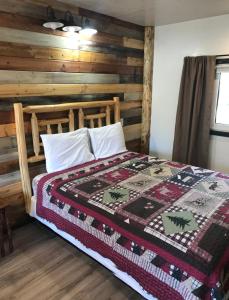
[14,97,120,213]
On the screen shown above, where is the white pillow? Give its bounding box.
[41,128,95,173]
[89,122,127,159]
[44,127,91,147]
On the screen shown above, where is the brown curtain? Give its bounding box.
[172,56,216,168]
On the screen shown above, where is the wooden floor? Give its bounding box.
[0,222,144,300]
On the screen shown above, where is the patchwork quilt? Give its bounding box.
[35,151,229,300]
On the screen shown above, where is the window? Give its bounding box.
[212,66,229,133]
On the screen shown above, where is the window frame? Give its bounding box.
[211,64,229,133]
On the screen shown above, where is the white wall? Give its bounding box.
[150,14,229,173]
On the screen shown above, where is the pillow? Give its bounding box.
[41,128,95,173]
[89,122,127,159]
[44,127,91,147]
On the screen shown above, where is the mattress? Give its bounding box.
[32,151,229,300]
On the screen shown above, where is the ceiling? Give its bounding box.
[59,0,229,26]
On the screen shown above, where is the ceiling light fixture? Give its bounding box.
[42,7,97,36]
[42,6,64,30]
[62,11,82,33]
[80,18,97,36]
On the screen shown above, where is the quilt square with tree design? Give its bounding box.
[161,211,199,235]
[88,186,139,214]
[144,205,208,252]
[103,188,129,204]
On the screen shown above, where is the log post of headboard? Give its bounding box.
[114,97,121,123]
[14,97,120,213]
[14,103,32,213]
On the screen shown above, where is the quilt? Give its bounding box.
[35,151,229,300]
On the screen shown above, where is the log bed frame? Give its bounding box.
[14,97,121,213]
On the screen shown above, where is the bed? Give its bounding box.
[14,98,229,300]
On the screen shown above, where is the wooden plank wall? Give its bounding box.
[0,0,144,227]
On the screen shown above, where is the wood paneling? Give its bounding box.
[78,7,143,33]
[0,11,144,55]
[0,154,19,175]
[0,71,120,84]
[0,123,31,138]
[123,37,144,50]
[0,1,144,37]
[124,92,143,101]
[0,84,142,97]
[121,100,142,110]
[126,139,141,153]
[123,123,141,141]
[0,0,148,226]
[0,57,142,75]
[0,26,143,52]
[0,1,47,19]
[0,170,21,187]
[0,27,80,50]
[24,0,80,13]
[0,182,22,203]
[0,41,143,66]
[127,57,144,66]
